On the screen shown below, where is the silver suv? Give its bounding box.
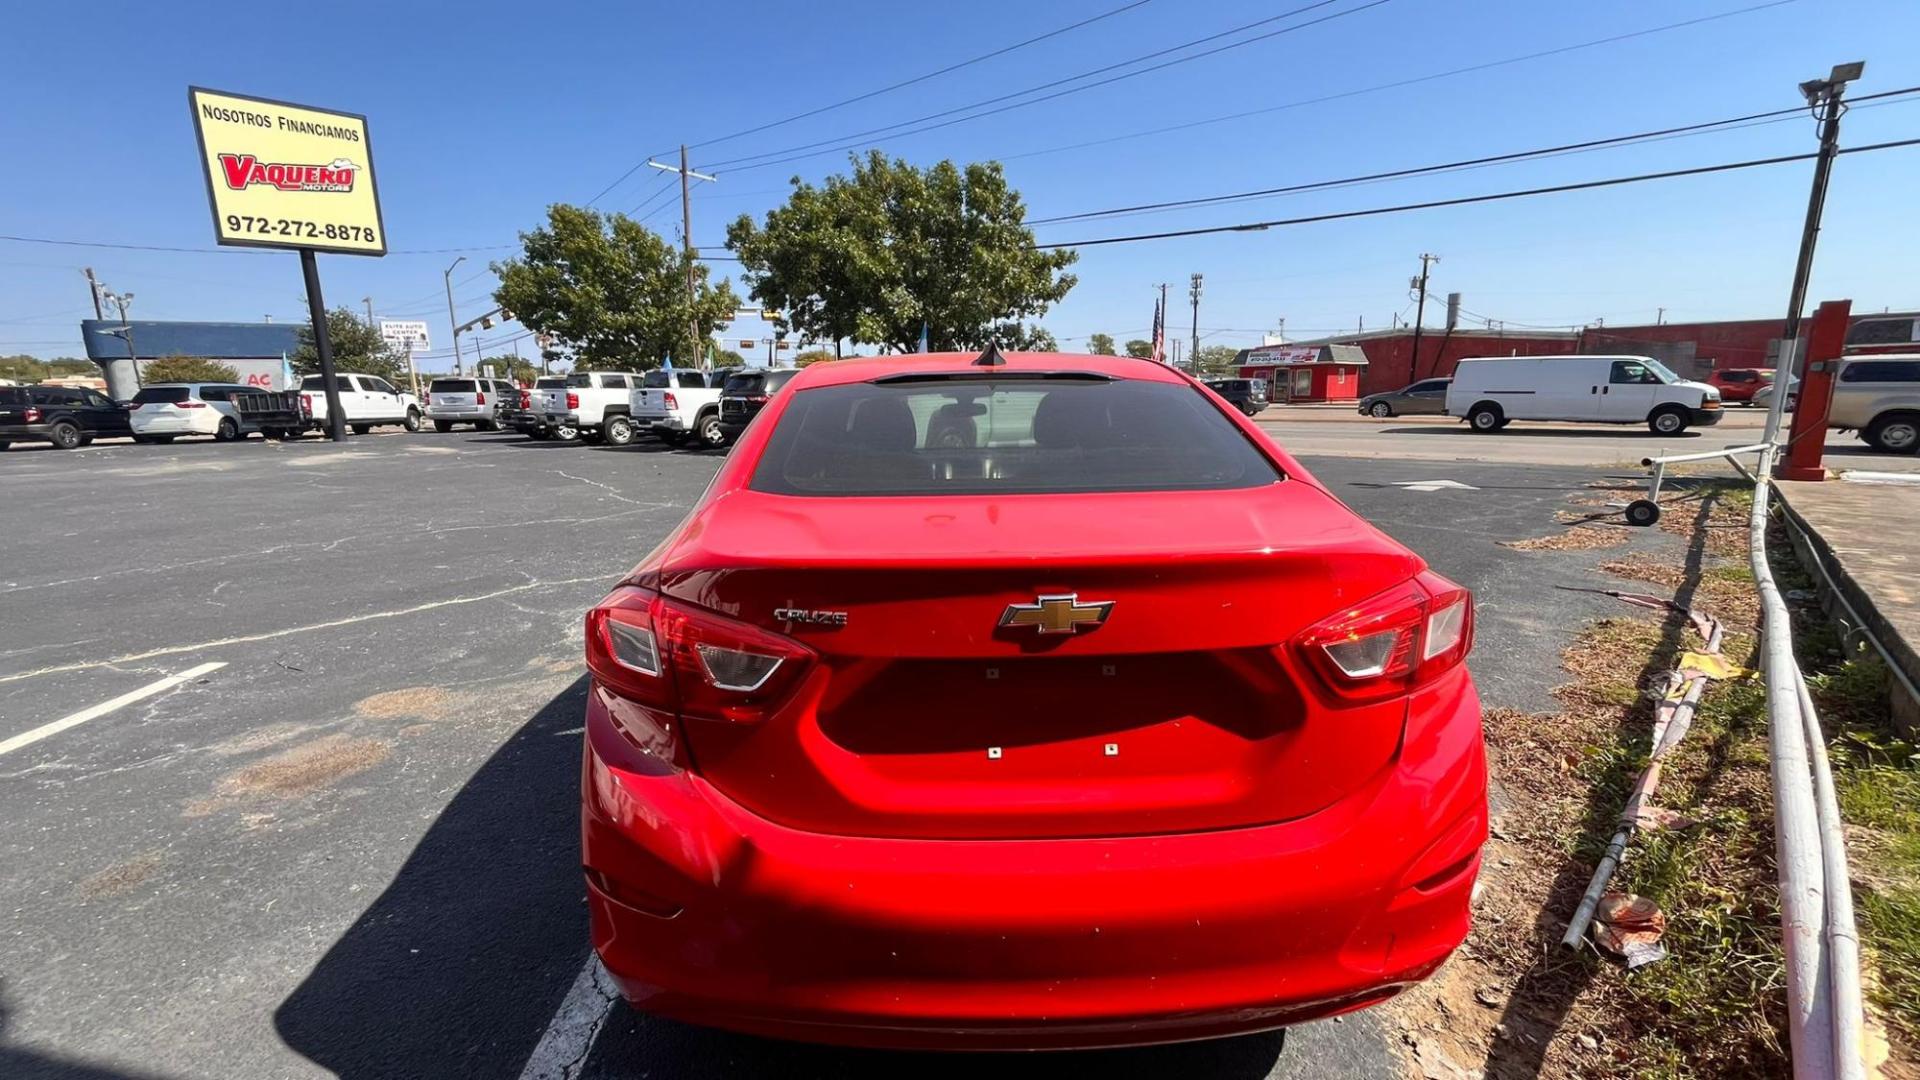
[1830,354,1920,454]
[426,377,516,432]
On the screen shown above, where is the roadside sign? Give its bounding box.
[739,339,756,349]
[188,87,387,257]
[379,320,430,351]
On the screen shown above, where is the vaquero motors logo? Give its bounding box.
[217,153,358,193]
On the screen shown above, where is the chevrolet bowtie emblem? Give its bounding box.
[999,593,1114,635]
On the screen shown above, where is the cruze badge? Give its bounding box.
[999,594,1114,635]
[774,607,848,628]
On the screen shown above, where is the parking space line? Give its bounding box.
[517,954,618,1080]
[0,661,226,757]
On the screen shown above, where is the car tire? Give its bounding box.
[352,424,372,435]
[1625,499,1662,527]
[1864,413,1920,454]
[403,409,423,432]
[553,423,580,443]
[697,412,727,449]
[49,420,83,449]
[603,415,635,447]
[1369,402,1393,418]
[1468,405,1503,433]
[1648,407,1689,436]
[434,420,454,433]
[215,417,240,442]
[478,419,500,432]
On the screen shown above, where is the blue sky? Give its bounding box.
[5,0,1919,367]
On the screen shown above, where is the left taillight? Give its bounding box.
[1295,572,1472,704]
[586,586,813,725]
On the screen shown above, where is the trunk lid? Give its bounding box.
[660,483,1422,840]
[631,388,670,420]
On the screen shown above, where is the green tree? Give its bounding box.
[1194,344,1242,374]
[0,356,94,382]
[793,348,835,367]
[143,355,240,383]
[713,348,747,368]
[476,355,541,384]
[1123,339,1154,359]
[493,204,738,371]
[1087,332,1116,355]
[727,151,1077,354]
[293,307,407,384]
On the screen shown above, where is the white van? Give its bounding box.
[1445,355,1723,435]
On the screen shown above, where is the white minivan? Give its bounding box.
[1445,355,1723,435]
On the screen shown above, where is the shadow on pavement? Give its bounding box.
[273,674,1296,1079]
[275,676,594,1079]
[0,992,168,1080]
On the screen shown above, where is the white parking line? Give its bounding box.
[0,661,226,757]
[518,955,619,1080]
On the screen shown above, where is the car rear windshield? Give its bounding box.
[750,377,1282,496]
[536,377,565,389]
[724,372,770,395]
[132,387,192,404]
[430,379,476,393]
[565,373,595,388]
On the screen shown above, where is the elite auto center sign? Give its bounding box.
[188,87,387,256]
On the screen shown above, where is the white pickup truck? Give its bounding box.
[530,371,638,445]
[296,373,423,435]
[629,368,736,448]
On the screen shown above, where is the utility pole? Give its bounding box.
[1188,273,1203,372]
[648,149,716,368]
[1765,61,1863,451]
[444,256,465,376]
[1409,253,1437,379]
[1656,307,1666,325]
[101,286,139,390]
[83,268,104,318]
[363,296,375,327]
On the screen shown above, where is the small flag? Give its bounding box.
[917,322,930,354]
[1150,297,1166,364]
[661,353,674,376]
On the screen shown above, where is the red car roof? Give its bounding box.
[787,352,1190,390]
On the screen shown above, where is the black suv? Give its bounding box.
[0,385,133,450]
[1203,377,1269,417]
[717,368,800,444]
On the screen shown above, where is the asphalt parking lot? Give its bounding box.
[1,427,1700,1079]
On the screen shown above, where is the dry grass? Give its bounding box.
[1501,526,1631,553]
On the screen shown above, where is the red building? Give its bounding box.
[1231,343,1368,402]
[1273,329,1577,396]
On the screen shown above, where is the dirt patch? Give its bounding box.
[1500,526,1630,552]
[353,686,456,721]
[525,654,581,675]
[76,851,165,899]
[188,735,391,816]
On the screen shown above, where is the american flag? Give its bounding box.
[1150,296,1166,364]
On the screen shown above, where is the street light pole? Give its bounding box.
[443,256,465,376]
[102,287,139,390]
[1188,273,1203,371]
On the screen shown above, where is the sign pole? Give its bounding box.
[300,247,348,443]
[404,338,419,400]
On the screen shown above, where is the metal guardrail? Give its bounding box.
[1620,441,1866,1079]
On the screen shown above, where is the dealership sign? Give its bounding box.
[1244,345,1320,365]
[379,320,430,352]
[188,87,387,256]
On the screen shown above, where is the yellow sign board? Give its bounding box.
[188,87,386,256]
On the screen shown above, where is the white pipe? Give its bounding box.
[1640,442,1775,468]
[1752,463,1836,1079]
[1796,666,1867,1079]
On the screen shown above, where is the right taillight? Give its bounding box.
[475,390,486,405]
[520,391,531,408]
[1296,572,1472,703]
[586,587,813,726]
[662,392,678,410]
[566,392,580,410]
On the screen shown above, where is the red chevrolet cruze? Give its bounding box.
[580,350,1486,1050]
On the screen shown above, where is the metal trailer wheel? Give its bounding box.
[1625,499,1662,527]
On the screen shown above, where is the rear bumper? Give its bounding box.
[1691,407,1726,426]
[427,405,490,419]
[582,670,1487,1050]
[131,413,218,435]
[643,414,685,432]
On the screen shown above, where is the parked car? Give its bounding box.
[0,384,133,450]
[533,371,637,445]
[127,383,253,443]
[1203,377,1269,416]
[1358,378,1450,418]
[1749,374,1801,412]
[297,373,423,435]
[230,388,310,439]
[631,367,736,448]
[514,376,572,440]
[424,376,516,432]
[1445,355,1723,434]
[1706,367,1775,404]
[580,350,1485,1049]
[715,368,799,443]
[1828,354,1920,453]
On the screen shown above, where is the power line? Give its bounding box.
[1028,87,1920,226]
[679,0,1156,155]
[1035,137,1920,249]
[701,0,1383,172]
[997,0,1801,165]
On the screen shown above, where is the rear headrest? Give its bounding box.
[1031,391,1112,449]
[845,395,917,450]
